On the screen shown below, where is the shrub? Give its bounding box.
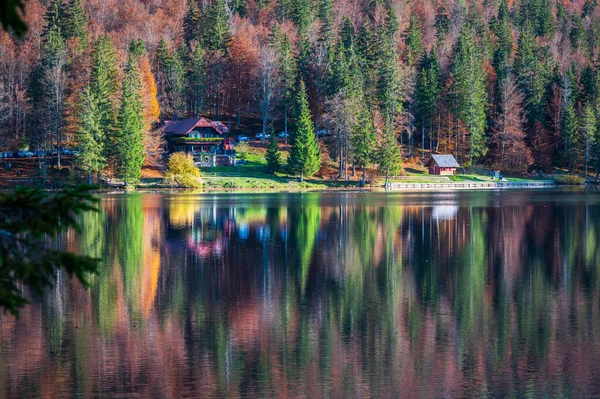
[165,152,202,188]
[236,141,249,160]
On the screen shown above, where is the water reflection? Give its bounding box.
[2,190,600,398]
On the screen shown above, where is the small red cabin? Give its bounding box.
[427,154,460,175]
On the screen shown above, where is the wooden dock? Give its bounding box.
[386,180,556,190]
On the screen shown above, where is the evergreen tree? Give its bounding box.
[273,27,297,138]
[288,80,321,181]
[378,29,401,124]
[378,124,403,186]
[90,35,119,157]
[61,0,88,47]
[203,0,231,52]
[291,0,313,34]
[534,0,555,37]
[415,51,441,156]
[561,68,579,171]
[183,0,202,47]
[493,0,513,83]
[582,101,596,178]
[435,6,450,38]
[76,88,105,183]
[115,42,145,184]
[515,23,549,126]
[266,136,282,173]
[451,24,488,164]
[406,12,423,65]
[352,100,377,183]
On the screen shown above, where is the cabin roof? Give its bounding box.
[164,118,229,135]
[428,154,460,168]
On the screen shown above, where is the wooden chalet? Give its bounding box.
[427,154,460,175]
[164,118,235,167]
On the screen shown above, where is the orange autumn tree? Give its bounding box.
[138,53,163,167]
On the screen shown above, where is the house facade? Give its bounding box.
[427,154,460,175]
[164,118,235,167]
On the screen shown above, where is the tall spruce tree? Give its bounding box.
[406,12,423,65]
[415,51,441,154]
[493,0,513,84]
[273,27,297,138]
[352,99,377,183]
[452,24,488,164]
[378,123,403,186]
[582,101,596,178]
[515,22,549,126]
[76,89,105,183]
[115,42,145,184]
[266,136,282,173]
[183,0,202,47]
[203,0,231,52]
[378,16,402,124]
[90,35,119,159]
[288,80,321,181]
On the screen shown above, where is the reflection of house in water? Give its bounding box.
[431,205,459,221]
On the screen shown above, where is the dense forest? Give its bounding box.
[2,0,600,181]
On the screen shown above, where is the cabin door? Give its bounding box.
[434,165,439,175]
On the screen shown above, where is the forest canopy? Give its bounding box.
[1,0,600,176]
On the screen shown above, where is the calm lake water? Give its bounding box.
[2,190,600,398]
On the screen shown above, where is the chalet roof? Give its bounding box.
[428,154,460,168]
[164,118,229,135]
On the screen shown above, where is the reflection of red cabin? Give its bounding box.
[427,154,460,175]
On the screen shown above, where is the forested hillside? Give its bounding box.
[1,0,600,180]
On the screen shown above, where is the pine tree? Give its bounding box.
[493,0,513,83]
[291,0,312,34]
[561,68,579,171]
[378,124,403,186]
[61,0,88,47]
[534,0,555,37]
[183,0,202,47]
[288,80,321,181]
[90,35,119,158]
[378,23,401,124]
[406,12,423,65]
[273,28,297,138]
[415,51,441,153]
[582,102,596,178]
[115,42,145,185]
[203,0,231,52]
[514,23,550,126]
[266,136,282,173]
[76,88,105,183]
[451,24,488,164]
[352,100,376,183]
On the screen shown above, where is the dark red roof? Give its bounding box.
[164,118,229,135]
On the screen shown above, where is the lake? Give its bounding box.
[2,190,600,398]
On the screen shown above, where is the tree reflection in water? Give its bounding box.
[1,190,600,398]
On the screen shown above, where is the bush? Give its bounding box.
[554,174,584,186]
[165,152,202,188]
[236,141,249,160]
